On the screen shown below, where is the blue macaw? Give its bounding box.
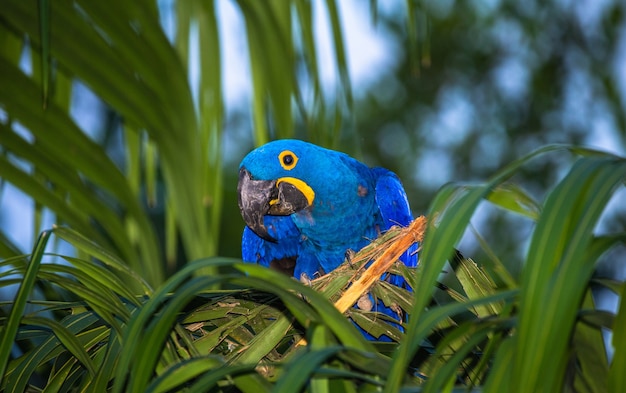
[237,139,417,340]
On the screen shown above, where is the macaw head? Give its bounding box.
[237,139,366,242]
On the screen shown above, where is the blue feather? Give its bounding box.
[238,139,418,340]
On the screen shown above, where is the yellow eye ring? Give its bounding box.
[278,150,298,170]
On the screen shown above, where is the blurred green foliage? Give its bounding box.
[355,0,626,274]
[2,0,625,272]
[221,0,626,269]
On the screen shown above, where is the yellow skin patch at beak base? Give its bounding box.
[276,177,315,206]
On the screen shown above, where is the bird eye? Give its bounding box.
[278,150,298,170]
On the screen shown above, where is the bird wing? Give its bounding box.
[374,168,418,279]
[374,168,413,230]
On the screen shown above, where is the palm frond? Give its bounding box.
[1,146,624,391]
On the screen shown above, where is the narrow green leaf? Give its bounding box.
[123,276,221,393]
[174,0,191,69]
[144,137,158,207]
[197,0,224,259]
[454,257,502,317]
[42,357,77,393]
[375,280,414,313]
[0,230,50,379]
[609,282,626,392]
[230,313,293,366]
[35,270,127,332]
[486,183,541,220]
[311,363,384,388]
[191,309,266,354]
[0,123,115,241]
[386,183,490,392]
[0,22,24,63]
[0,58,144,214]
[324,0,352,109]
[233,263,375,351]
[37,0,50,107]
[60,256,142,306]
[186,363,269,393]
[513,157,626,393]
[294,0,321,109]
[4,0,211,272]
[274,346,344,393]
[0,56,162,284]
[265,0,294,139]
[404,0,419,75]
[4,312,99,393]
[51,62,73,110]
[0,154,93,237]
[237,1,272,146]
[147,356,225,393]
[592,277,625,295]
[165,195,178,272]
[348,311,403,342]
[386,146,624,392]
[87,329,121,393]
[482,337,515,392]
[124,124,141,197]
[39,326,111,392]
[392,290,517,389]
[0,231,22,258]
[572,290,609,393]
[423,323,494,393]
[469,225,517,288]
[21,316,96,376]
[52,226,152,295]
[114,260,234,393]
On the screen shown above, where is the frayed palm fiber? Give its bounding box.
[310,215,426,312]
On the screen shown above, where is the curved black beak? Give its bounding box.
[237,167,276,241]
[237,167,312,242]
